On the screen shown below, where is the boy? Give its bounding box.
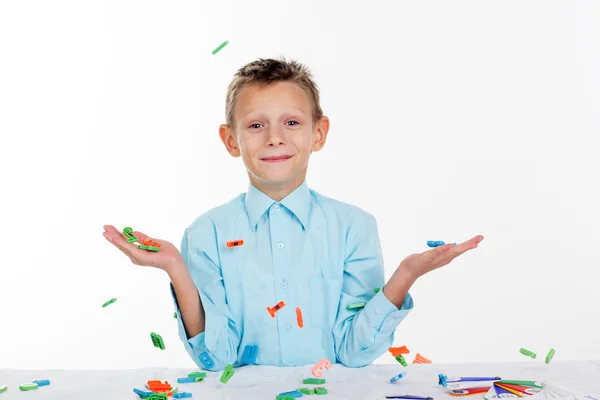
[103,57,483,371]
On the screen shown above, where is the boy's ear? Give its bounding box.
[311,116,330,152]
[219,124,241,157]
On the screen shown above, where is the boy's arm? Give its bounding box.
[168,265,204,338]
[170,221,241,371]
[332,212,414,368]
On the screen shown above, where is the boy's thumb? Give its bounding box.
[133,231,149,243]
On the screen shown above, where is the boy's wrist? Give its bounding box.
[165,257,187,278]
[383,269,418,308]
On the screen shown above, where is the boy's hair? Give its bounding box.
[225,57,324,130]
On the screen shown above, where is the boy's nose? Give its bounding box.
[267,140,284,147]
[266,128,285,146]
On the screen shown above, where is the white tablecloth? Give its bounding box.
[1,360,599,399]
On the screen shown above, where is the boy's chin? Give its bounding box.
[256,173,299,187]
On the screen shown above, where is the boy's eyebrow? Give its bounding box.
[241,108,307,119]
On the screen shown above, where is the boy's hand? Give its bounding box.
[383,235,484,307]
[399,235,484,280]
[102,225,185,273]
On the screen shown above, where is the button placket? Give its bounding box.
[270,205,293,367]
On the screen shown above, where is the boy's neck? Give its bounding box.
[250,177,305,202]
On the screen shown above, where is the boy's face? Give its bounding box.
[220,81,329,199]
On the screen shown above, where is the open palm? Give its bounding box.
[399,235,484,279]
[102,225,184,271]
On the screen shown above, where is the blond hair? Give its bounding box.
[225,57,323,130]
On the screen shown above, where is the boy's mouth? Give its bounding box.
[260,155,293,163]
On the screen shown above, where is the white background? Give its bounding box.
[0,0,598,370]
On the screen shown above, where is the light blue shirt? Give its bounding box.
[170,181,414,370]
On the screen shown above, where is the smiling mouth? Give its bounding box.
[260,155,293,163]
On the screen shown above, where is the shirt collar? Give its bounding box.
[244,181,312,231]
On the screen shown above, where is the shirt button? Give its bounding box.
[277,241,284,250]
[273,204,280,212]
[288,362,295,367]
[284,323,291,330]
[375,308,381,314]
[281,281,287,289]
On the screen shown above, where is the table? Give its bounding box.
[1,360,599,399]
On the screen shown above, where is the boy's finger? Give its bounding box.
[102,226,123,244]
[103,227,141,257]
[103,225,125,239]
[102,225,117,236]
[452,235,484,255]
[103,231,134,255]
[132,231,148,243]
[104,225,150,245]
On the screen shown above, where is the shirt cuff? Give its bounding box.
[363,290,414,334]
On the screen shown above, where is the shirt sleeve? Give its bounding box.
[170,219,241,371]
[332,212,414,368]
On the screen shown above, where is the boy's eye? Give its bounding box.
[286,121,299,126]
[249,123,262,129]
